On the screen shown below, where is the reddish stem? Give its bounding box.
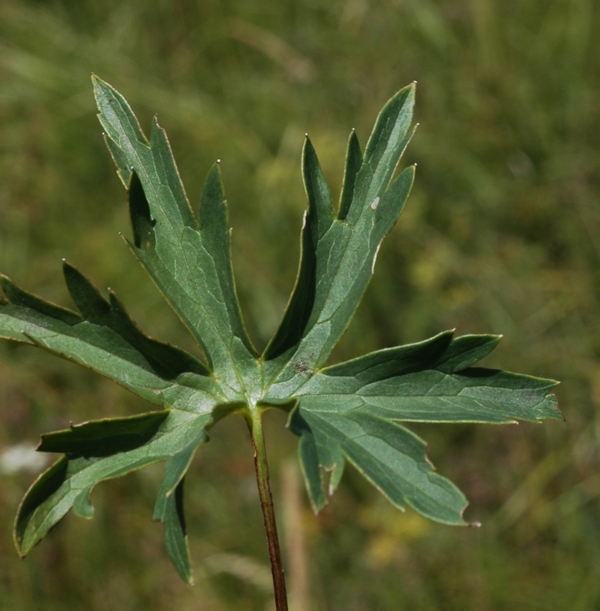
[246,411,289,611]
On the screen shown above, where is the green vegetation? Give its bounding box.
[0,1,598,610]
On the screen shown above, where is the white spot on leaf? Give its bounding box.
[370,196,380,210]
[371,238,384,274]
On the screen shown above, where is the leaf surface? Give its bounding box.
[0,266,221,574]
[264,85,416,393]
[93,76,258,396]
[284,332,560,517]
[0,77,561,583]
[15,409,209,565]
[0,266,222,410]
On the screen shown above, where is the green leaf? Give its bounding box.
[155,479,191,583]
[338,129,363,221]
[92,75,258,396]
[0,77,560,583]
[1,264,222,574]
[285,332,560,518]
[290,407,469,523]
[15,410,209,562]
[0,267,221,409]
[152,429,205,584]
[263,84,416,393]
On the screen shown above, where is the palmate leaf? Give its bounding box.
[0,76,560,583]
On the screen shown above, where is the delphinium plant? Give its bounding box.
[0,77,560,610]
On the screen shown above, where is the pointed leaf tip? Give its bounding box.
[338,128,363,221]
[63,262,111,321]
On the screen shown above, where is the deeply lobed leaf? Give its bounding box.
[0,77,560,583]
[93,76,259,396]
[0,265,222,579]
[283,331,560,518]
[15,409,208,583]
[263,85,417,392]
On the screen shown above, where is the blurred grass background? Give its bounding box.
[0,0,599,609]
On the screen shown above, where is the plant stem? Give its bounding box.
[247,409,289,611]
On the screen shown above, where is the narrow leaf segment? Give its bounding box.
[264,85,417,394]
[93,77,259,396]
[0,76,560,588]
[0,263,222,581]
[285,331,559,521]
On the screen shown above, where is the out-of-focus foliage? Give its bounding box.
[0,0,598,609]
